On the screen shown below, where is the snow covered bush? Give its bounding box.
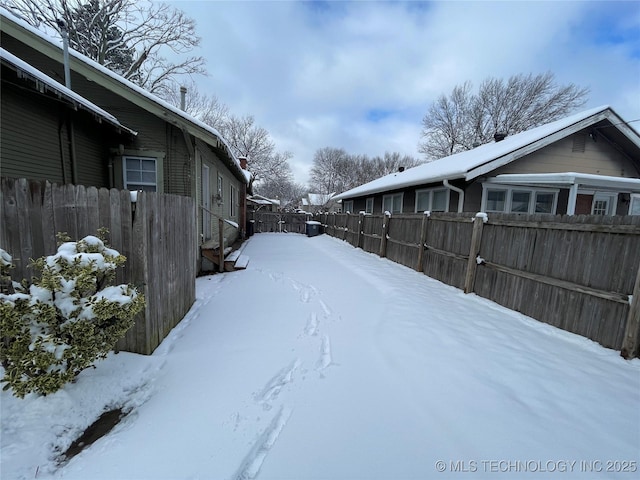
[0,234,145,398]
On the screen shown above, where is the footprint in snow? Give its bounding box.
[254,359,301,410]
[316,335,332,375]
[304,312,319,336]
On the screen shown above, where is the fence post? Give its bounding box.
[218,217,224,273]
[342,214,348,240]
[464,214,485,294]
[379,212,390,258]
[357,212,365,249]
[621,261,640,359]
[416,212,430,272]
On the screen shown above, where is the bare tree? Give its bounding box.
[309,147,351,195]
[309,149,423,194]
[254,166,305,211]
[217,114,293,189]
[419,72,589,159]
[2,0,205,96]
[164,81,229,129]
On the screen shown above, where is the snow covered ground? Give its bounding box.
[2,233,639,480]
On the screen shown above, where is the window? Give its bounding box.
[217,174,223,202]
[415,188,448,212]
[365,197,374,214]
[592,193,616,216]
[510,191,530,213]
[343,200,354,213]
[124,156,157,191]
[230,185,237,217]
[382,193,403,213]
[535,192,555,214]
[483,186,558,214]
[630,194,640,215]
[486,189,507,212]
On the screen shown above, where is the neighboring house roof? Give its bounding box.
[248,194,280,206]
[0,8,247,185]
[334,105,640,200]
[0,47,137,136]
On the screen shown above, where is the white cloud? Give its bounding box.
[169,0,640,188]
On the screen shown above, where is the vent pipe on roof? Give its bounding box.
[180,86,187,111]
[494,132,507,142]
[398,166,405,172]
[57,19,71,89]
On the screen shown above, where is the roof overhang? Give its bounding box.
[0,8,247,185]
[1,47,137,136]
[487,172,640,193]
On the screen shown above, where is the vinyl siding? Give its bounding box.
[491,131,639,178]
[1,78,68,183]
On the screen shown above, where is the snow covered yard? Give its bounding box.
[2,233,639,480]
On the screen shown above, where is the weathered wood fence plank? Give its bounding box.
[1,179,196,356]
[317,211,639,357]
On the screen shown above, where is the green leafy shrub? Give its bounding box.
[0,234,145,398]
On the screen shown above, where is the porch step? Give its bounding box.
[223,248,250,271]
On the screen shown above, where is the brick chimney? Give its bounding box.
[239,156,247,169]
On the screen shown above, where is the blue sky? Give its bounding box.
[167,0,640,186]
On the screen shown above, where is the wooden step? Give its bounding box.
[234,255,250,270]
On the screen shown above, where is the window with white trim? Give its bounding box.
[382,193,403,213]
[591,193,617,216]
[365,197,374,214]
[415,188,448,212]
[343,200,354,213]
[630,194,640,215]
[483,186,558,214]
[485,189,507,212]
[124,156,157,191]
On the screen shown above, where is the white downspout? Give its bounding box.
[443,179,464,213]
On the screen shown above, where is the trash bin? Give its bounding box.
[246,219,255,237]
[305,220,321,237]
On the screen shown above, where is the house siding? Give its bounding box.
[491,131,639,178]
[1,81,67,183]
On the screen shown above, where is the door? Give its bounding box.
[202,163,211,240]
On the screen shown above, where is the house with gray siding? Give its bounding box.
[334,106,640,216]
[0,8,248,271]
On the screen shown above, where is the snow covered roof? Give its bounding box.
[0,7,247,184]
[248,195,280,206]
[334,106,639,200]
[0,47,137,136]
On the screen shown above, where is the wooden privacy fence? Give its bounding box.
[1,178,196,355]
[250,212,312,234]
[317,212,640,358]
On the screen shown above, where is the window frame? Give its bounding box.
[382,193,404,214]
[415,188,449,213]
[365,197,374,214]
[123,156,158,192]
[630,194,640,215]
[591,192,618,216]
[481,185,559,214]
[343,200,354,213]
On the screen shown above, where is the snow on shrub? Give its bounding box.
[0,233,145,398]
